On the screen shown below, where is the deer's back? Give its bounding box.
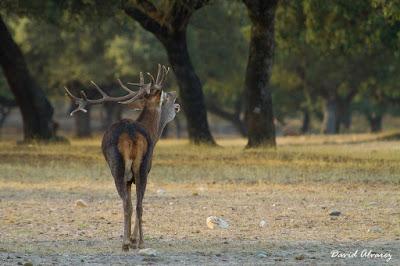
[102,119,153,180]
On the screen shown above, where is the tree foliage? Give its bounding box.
[1,0,400,137]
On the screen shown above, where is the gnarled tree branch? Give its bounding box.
[123,1,168,37]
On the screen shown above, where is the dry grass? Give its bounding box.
[0,134,399,264]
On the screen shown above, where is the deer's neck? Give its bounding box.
[156,112,170,140]
[137,106,161,143]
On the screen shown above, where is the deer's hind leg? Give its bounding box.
[130,160,143,248]
[129,135,149,249]
[116,134,138,250]
[121,183,133,251]
[134,173,147,249]
[104,146,133,251]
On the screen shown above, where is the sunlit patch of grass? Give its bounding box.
[0,133,400,185]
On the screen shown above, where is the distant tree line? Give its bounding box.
[0,0,399,145]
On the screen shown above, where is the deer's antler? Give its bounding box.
[65,64,171,115]
[65,73,150,116]
[154,64,170,89]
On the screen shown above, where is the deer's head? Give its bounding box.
[160,91,180,124]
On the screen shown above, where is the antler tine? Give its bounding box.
[90,81,109,98]
[155,64,162,85]
[70,104,87,116]
[159,65,170,86]
[146,72,156,84]
[119,70,154,104]
[118,83,150,104]
[140,71,144,85]
[127,71,145,86]
[152,65,170,89]
[64,87,89,116]
[157,65,165,86]
[64,86,80,100]
[117,78,137,93]
[164,65,170,81]
[80,90,88,100]
[164,66,170,76]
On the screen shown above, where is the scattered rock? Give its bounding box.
[295,254,305,260]
[75,199,88,208]
[329,210,341,216]
[256,251,268,258]
[368,226,383,233]
[138,248,158,257]
[206,216,229,229]
[259,220,267,228]
[156,189,166,195]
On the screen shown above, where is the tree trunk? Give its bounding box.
[0,16,56,141]
[369,113,383,133]
[337,99,352,132]
[73,103,91,137]
[322,98,338,134]
[243,0,278,148]
[301,109,310,134]
[102,102,123,129]
[162,32,215,144]
[123,3,215,145]
[0,95,15,129]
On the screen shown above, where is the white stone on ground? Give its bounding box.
[368,226,383,233]
[138,248,157,257]
[206,216,229,229]
[75,199,88,208]
[259,220,267,228]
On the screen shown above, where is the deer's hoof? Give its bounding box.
[138,242,145,249]
[129,239,138,249]
[122,243,130,252]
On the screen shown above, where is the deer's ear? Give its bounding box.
[126,99,145,110]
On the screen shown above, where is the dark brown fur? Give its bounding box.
[101,90,161,251]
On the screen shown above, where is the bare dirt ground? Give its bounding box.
[0,138,400,265]
[1,182,399,265]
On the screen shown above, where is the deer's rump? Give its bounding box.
[101,119,153,195]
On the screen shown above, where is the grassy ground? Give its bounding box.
[0,134,399,265]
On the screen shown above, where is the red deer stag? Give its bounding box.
[65,65,180,251]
